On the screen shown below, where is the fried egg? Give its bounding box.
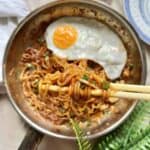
[45,17,127,80]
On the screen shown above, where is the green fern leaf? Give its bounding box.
[94,102,150,150]
[129,127,150,150]
[70,119,92,150]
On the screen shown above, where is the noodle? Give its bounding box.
[19,44,127,125]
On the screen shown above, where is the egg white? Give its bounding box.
[45,17,127,80]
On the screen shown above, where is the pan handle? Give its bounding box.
[18,127,44,150]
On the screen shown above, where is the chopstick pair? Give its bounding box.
[39,79,150,101]
[80,79,150,101]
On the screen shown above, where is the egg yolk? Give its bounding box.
[53,24,78,49]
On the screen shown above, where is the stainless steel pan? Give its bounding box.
[2,0,146,149]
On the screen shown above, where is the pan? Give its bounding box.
[2,0,146,149]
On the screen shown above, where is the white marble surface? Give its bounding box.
[0,0,150,150]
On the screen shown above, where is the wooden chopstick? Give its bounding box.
[80,79,150,94]
[79,79,99,89]
[109,91,150,101]
[89,88,150,101]
[110,83,150,93]
[79,79,150,100]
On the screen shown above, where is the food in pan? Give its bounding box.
[19,17,133,127]
[45,17,127,80]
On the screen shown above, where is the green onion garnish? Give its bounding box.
[37,36,44,44]
[82,74,89,81]
[129,63,134,70]
[102,81,110,90]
